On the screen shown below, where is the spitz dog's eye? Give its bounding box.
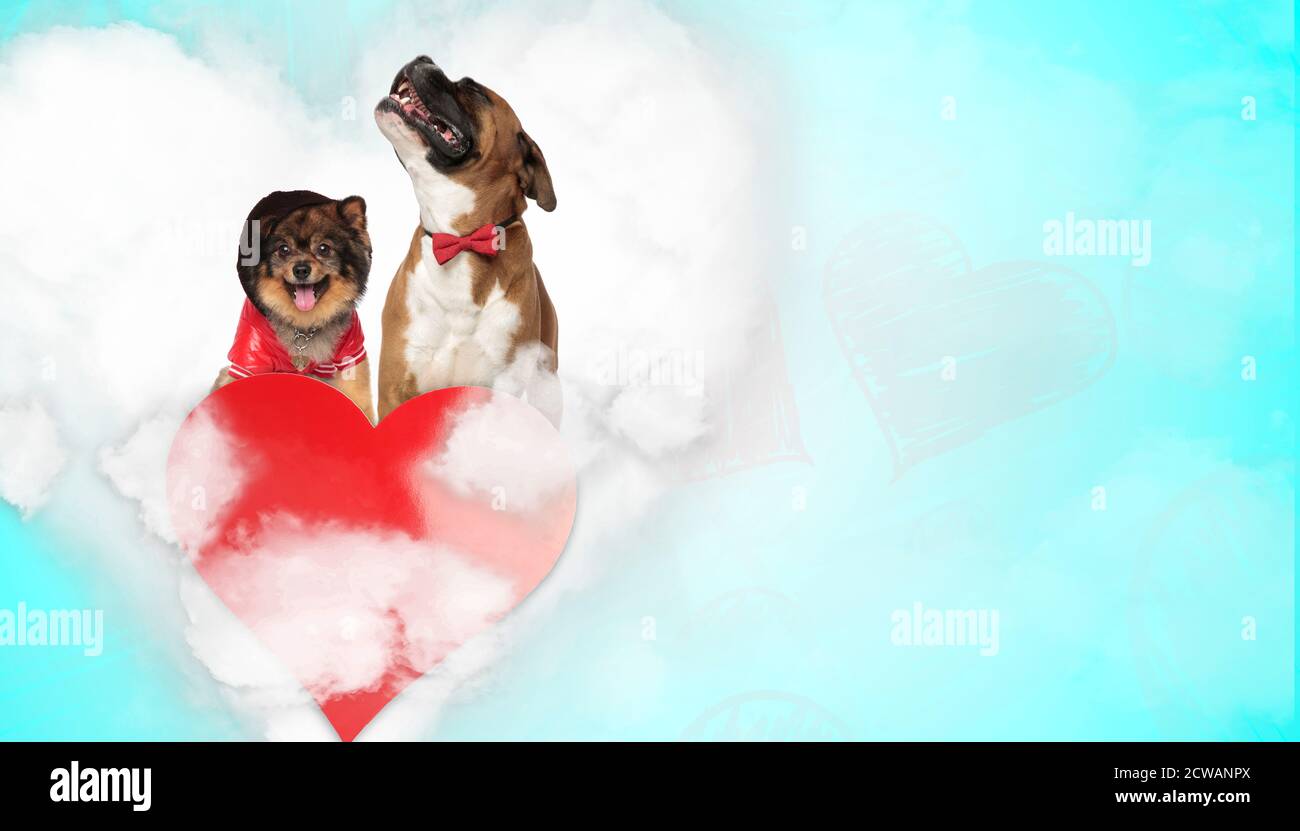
[317,243,332,256]
[276,244,292,257]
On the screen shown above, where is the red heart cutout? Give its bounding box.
[824,213,1116,476]
[166,376,576,741]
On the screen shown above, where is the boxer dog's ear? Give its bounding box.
[517,131,556,212]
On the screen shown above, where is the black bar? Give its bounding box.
[0,741,1290,816]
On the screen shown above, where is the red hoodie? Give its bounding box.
[226,299,366,380]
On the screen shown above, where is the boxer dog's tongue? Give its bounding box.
[294,286,317,312]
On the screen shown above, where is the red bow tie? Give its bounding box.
[430,222,504,265]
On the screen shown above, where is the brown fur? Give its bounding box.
[377,229,423,421]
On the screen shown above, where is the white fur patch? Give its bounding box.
[404,235,522,393]
[374,111,476,233]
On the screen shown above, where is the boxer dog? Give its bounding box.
[374,56,560,424]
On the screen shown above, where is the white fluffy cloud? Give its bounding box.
[0,399,66,518]
[197,514,515,701]
[1,0,769,738]
[425,392,575,514]
[98,412,183,543]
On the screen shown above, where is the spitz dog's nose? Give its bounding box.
[292,262,312,281]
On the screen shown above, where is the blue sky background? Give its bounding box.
[0,0,1294,739]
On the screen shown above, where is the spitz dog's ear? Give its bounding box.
[339,196,367,231]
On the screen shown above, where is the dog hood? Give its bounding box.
[243,189,336,239]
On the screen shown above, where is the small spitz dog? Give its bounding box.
[213,190,375,422]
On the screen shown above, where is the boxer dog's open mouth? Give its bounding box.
[388,78,465,154]
[376,56,475,165]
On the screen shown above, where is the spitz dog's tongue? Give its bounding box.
[294,286,317,312]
